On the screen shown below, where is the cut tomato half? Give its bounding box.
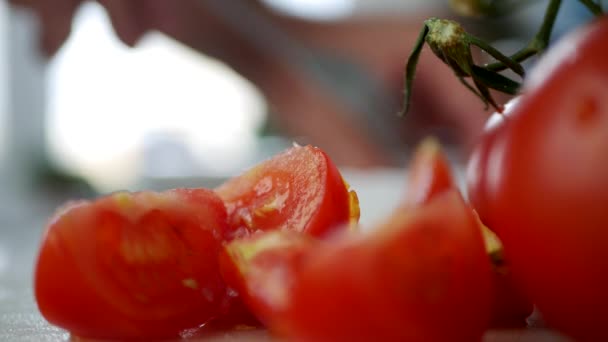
[215,145,359,240]
[35,188,230,339]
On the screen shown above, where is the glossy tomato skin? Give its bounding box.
[215,145,359,240]
[467,17,608,341]
[466,98,519,226]
[224,190,492,342]
[215,145,359,328]
[404,137,455,206]
[35,189,231,340]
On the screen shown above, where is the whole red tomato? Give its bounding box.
[215,144,359,240]
[35,189,231,339]
[467,16,608,341]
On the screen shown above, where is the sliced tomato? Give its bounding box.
[222,190,492,342]
[35,188,230,339]
[215,145,359,240]
[404,137,456,206]
[219,230,318,328]
[405,137,533,327]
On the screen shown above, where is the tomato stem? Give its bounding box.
[485,0,562,72]
[400,0,604,116]
[449,0,531,18]
[400,24,429,117]
[400,18,521,116]
[485,0,603,72]
[578,0,603,15]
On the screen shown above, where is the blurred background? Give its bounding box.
[0,0,497,198]
[0,0,596,255]
[0,0,596,239]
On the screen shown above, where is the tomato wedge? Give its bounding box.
[215,145,359,240]
[404,137,456,206]
[219,230,318,328]
[222,190,492,342]
[35,189,231,339]
[406,137,532,327]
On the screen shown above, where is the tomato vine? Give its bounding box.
[401,0,604,115]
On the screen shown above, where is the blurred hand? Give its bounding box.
[9,0,203,56]
[9,0,490,166]
[9,0,272,57]
[10,0,82,56]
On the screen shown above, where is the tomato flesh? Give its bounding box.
[35,189,230,339]
[219,230,317,328]
[215,145,359,240]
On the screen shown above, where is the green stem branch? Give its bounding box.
[578,0,603,15]
[485,0,562,72]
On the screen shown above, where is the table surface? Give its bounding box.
[0,169,574,341]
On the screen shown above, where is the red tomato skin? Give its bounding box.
[215,145,358,240]
[225,190,493,342]
[404,136,456,206]
[305,147,359,236]
[35,189,231,340]
[466,100,517,228]
[467,17,608,341]
[214,145,358,328]
[285,191,492,342]
[36,223,135,335]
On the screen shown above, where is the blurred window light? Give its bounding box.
[261,0,442,19]
[352,0,442,14]
[261,0,355,20]
[47,2,266,191]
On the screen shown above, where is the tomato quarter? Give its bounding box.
[406,137,533,327]
[403,137,456,206]
[222,190,492,342]
[35,188,230,339]
[215,145,359,240]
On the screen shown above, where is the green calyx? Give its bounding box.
[400,0,604,118]
[400,18,522,117]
